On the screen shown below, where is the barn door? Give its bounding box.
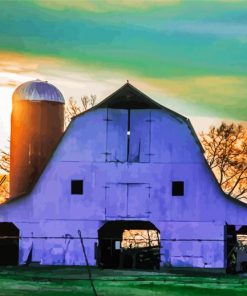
[127,184,150,217]
[106,184,127,218]
[106,109,128,162]
[129,110,151,162]
[105,183,150,218]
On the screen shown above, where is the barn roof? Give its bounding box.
[73,82,187,121]
[2,82,247,210]
[97,82,155,109]
[73,82,203,152]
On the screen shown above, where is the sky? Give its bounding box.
[0,0,247,149]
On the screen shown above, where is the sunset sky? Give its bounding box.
[0,0,247,149]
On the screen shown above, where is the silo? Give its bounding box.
[10,80,65,197]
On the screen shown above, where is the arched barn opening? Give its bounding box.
[98,221,160,269]
[0,223,19,266]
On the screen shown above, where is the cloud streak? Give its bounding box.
[0,1,246,127]
[36,0,181,12]
[146,76,247,121]
[162,22,247,38]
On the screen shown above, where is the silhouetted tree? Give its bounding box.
[0,174,9,202]
[200,123,247,201]
[65,95,96,127]
[0,149,10,174]
[122,230,160,249]
[0,142,10,202]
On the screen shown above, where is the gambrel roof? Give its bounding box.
[73,82,203,153]
[74,82,187,120]
[3,82,247,210]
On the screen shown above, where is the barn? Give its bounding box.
[0,82,247,271]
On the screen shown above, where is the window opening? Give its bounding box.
[71,180,84,195]
[172,181,184,196]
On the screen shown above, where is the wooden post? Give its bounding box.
[78,230,98,296]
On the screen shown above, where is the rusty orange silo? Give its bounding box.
[10,80,65,197]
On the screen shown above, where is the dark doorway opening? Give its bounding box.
[0,222,19,266]
[226,225,237,273]
[226,224,247,273]
[98,221,160,270]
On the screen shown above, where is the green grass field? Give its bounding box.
[0,267,246,296]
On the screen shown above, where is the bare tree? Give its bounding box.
[200,123,247,201]
[0,142,10,202]
[0,149,10,174]
[122,230,160,249]
[65,95,97,128]
[0,174,9,202]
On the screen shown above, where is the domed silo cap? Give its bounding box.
[12,79,65,103]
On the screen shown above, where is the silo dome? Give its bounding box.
[12,79,65,104]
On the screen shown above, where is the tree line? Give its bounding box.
[0,97,246,203]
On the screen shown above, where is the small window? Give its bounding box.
[172,181,184,196]
[71,180,83,195]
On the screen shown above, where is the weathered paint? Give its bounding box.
[1,85,247,269]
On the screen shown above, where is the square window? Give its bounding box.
[71,180,83,195]
[172,181,184,196]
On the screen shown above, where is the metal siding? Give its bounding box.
[106,109,128,162]
[150,110,171,163]
[56,109,107,162]
[106,184,127,218]
[127,184,150,217]
[129,110,151,162]
[10,100,64,197]
[83,109,107,162]
[150,110,201,163]
[13,80,65,103]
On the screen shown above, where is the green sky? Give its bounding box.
[0,0,247,124]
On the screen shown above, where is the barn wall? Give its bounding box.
[1,107,247,267]
[11,159,245,224]
[156,221,225,268]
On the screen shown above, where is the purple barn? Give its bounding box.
[0,82,247,271]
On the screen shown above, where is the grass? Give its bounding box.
[0,266,246,296]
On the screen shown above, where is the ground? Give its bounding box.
[0,267,246,296]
